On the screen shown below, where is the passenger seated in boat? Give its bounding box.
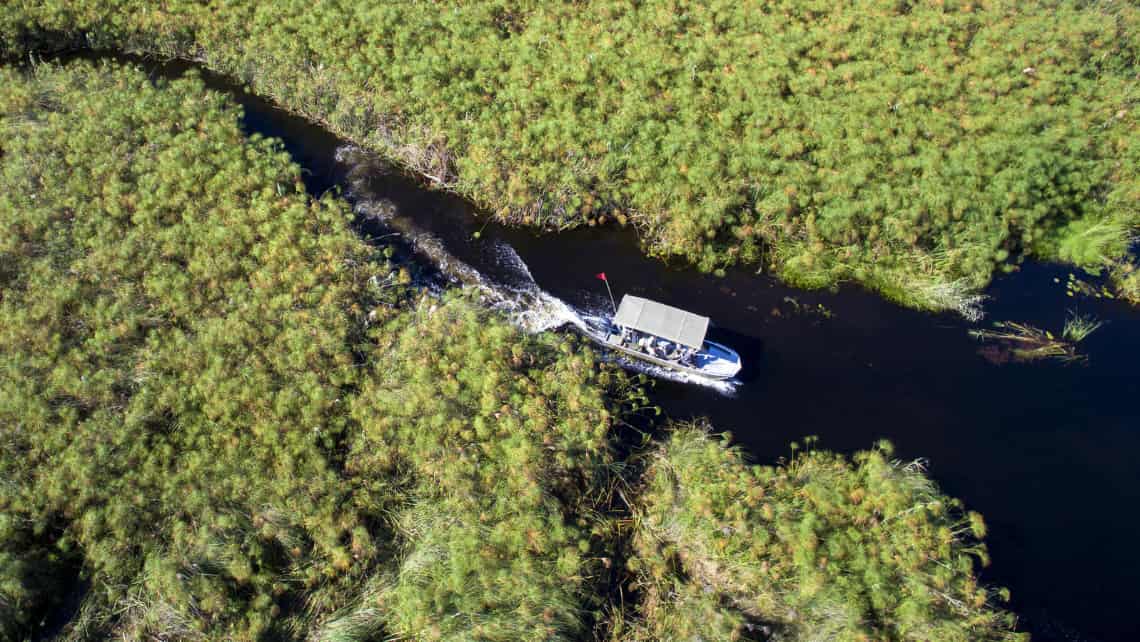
[646,340,661,358]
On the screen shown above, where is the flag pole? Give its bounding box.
[596,272,617,314]
[604,277,617,314]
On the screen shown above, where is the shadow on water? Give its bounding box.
[42,52,1140,642]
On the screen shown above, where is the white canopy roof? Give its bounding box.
[612,295,709,349]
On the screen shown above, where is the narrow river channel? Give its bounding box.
[71,54,1140,641]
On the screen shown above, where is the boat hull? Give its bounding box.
[593,332,742,380]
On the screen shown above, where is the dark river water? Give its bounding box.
[68,55,1140,641]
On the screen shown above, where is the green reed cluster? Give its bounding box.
[2,0,1136,312]
[0,60,399,639]
[345,300,626,640]
[617,425,1023,641]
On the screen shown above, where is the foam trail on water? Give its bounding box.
[488,287,738,395]
[337,144,737,394]
[482,240,589,332]
[604,351,739,397]
[490,240,536,285]
[477,248,738,395]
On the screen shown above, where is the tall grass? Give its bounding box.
[0,61,629,640]
[3,0,1137,311]
[618,423,1024,641]
[1113,260,1140,304]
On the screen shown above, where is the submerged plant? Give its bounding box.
[970,314,1100,364]
[970,322,1070,363]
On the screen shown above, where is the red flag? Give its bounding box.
[595,272,607,281]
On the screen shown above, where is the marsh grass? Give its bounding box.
[1062,312,1103,343]
[307,574,389,642]
[0,62,643,641]
[4,1,1137,314]
[617,423,1023,641]
[1111,260,1140,304]
[0,56,1057,642]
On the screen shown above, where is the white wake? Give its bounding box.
[337,145,738,394]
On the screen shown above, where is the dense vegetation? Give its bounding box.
[0,61,622,639]
[617,426,1022,641]
[3,0,1137,312]
[1,61,1021,640]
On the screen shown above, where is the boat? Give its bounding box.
[594,295,742,380]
